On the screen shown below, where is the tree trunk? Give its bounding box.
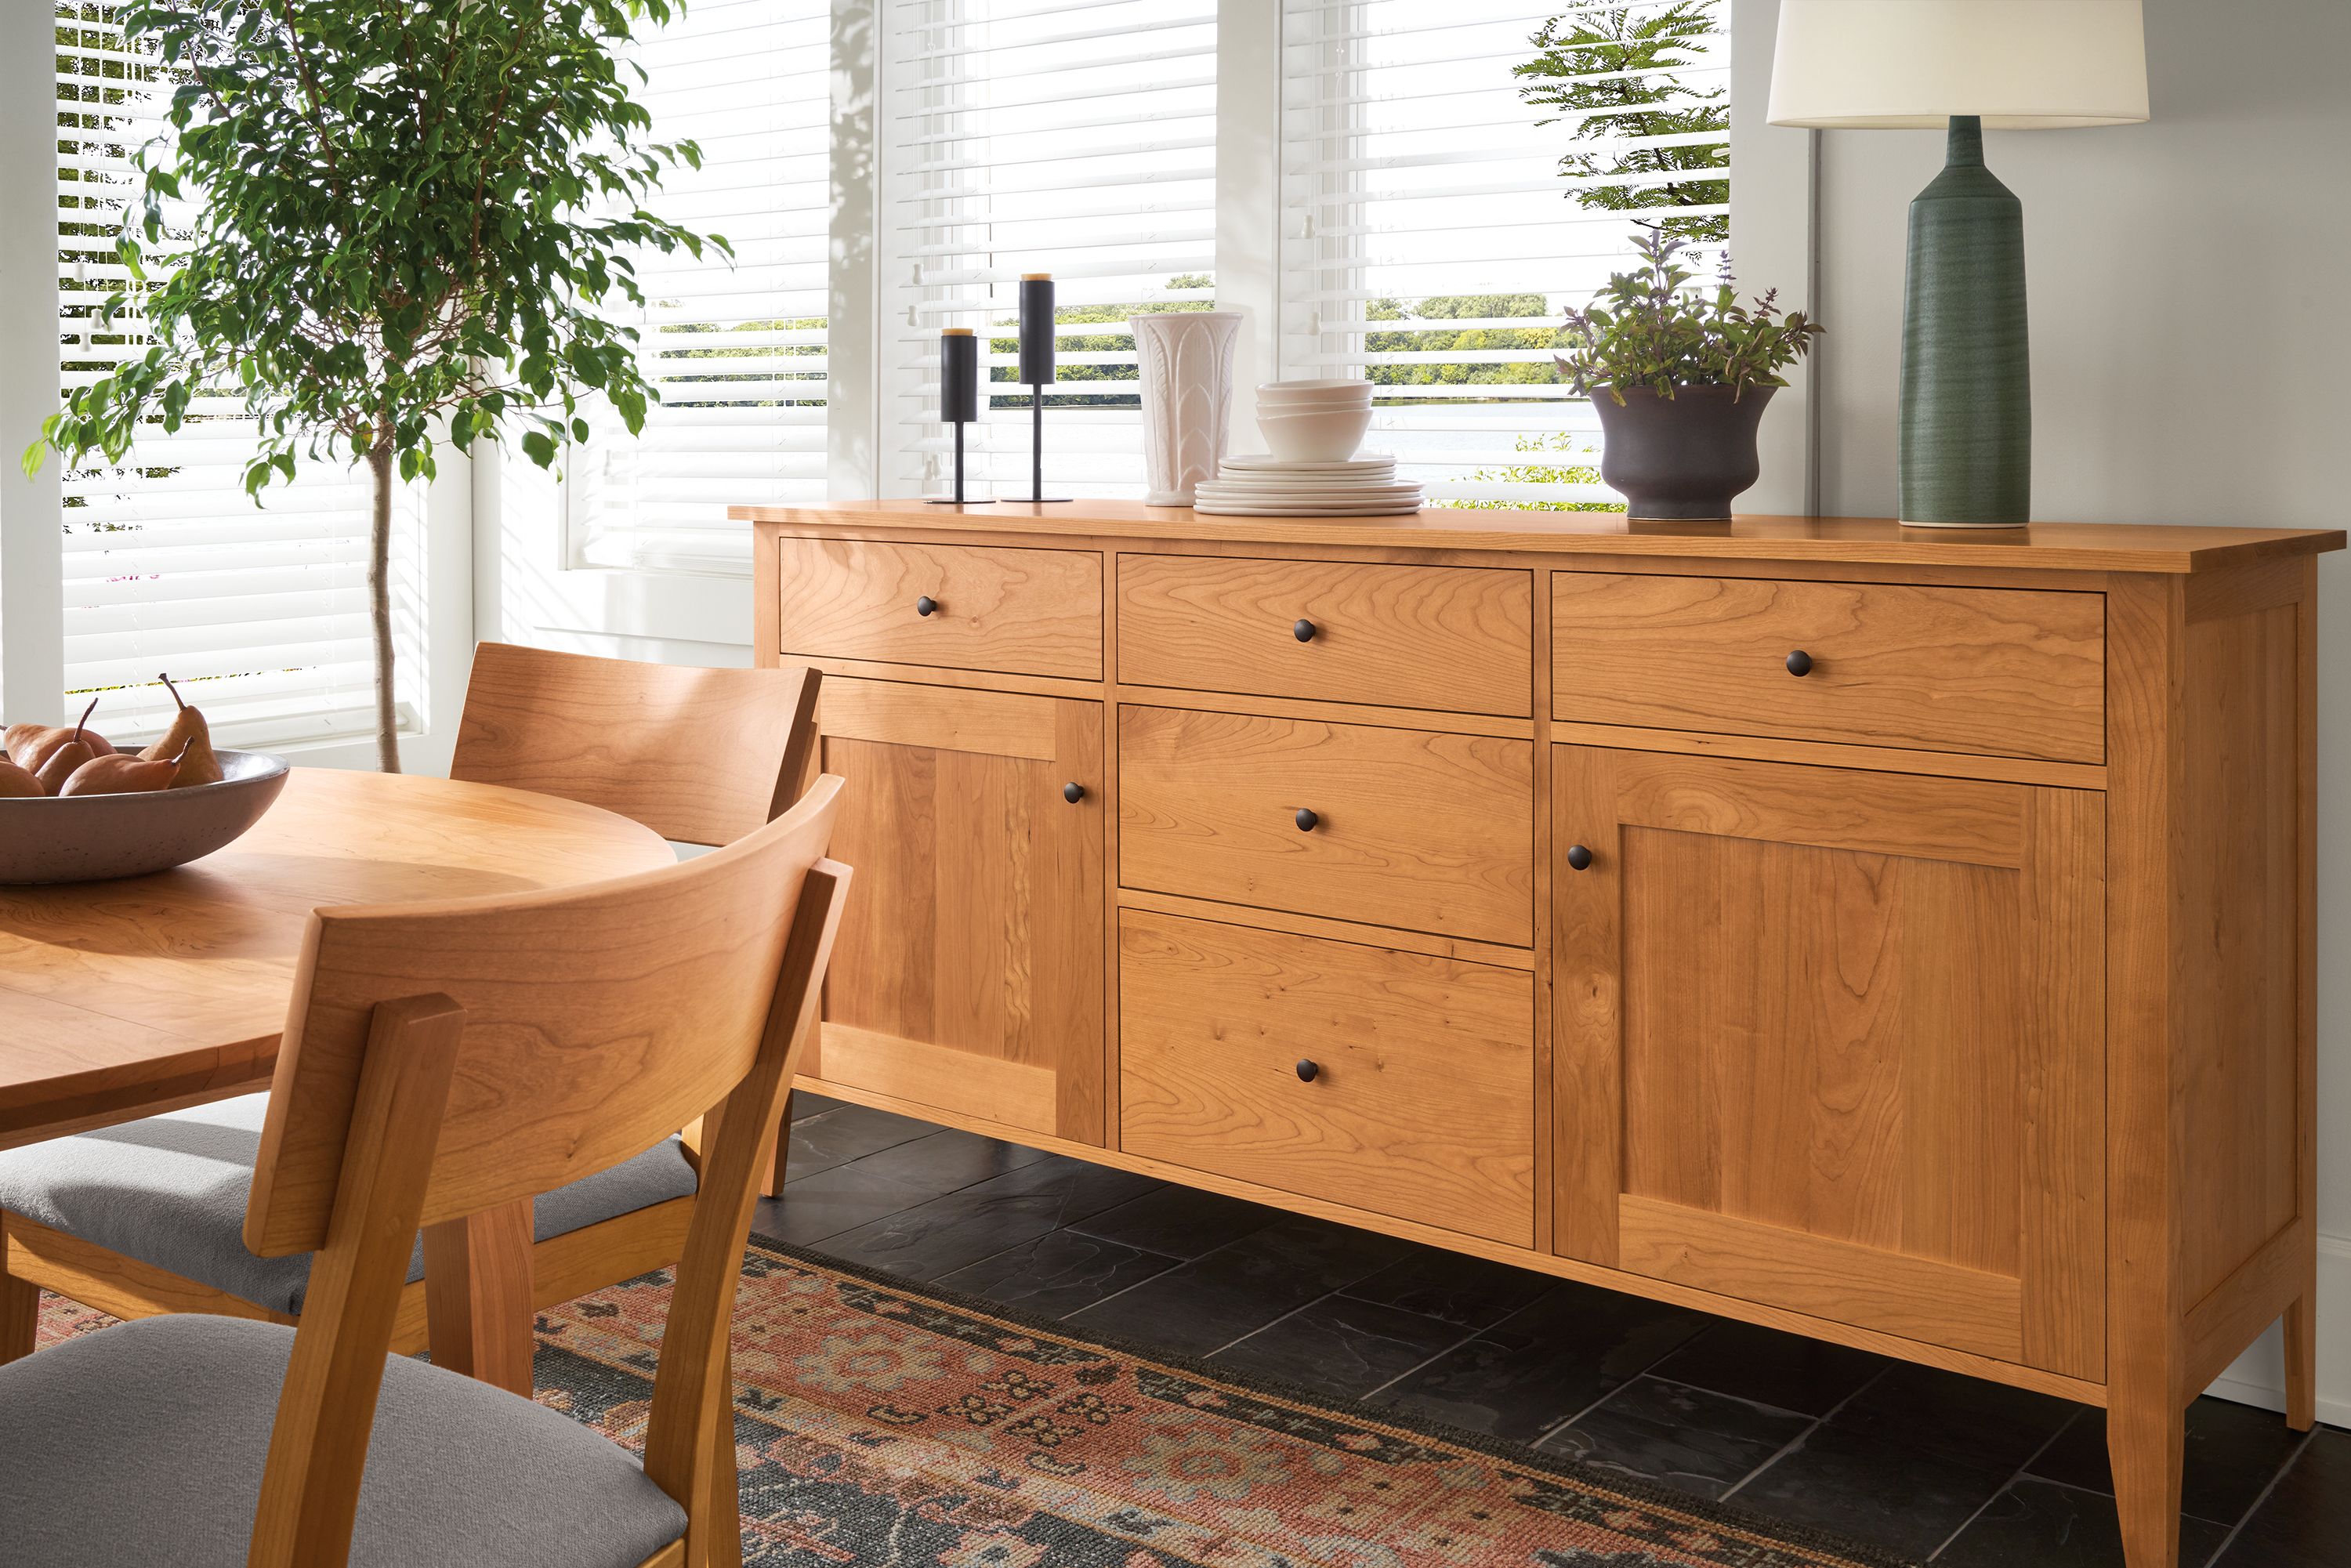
[366,442,400,773]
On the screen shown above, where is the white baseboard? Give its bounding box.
[2199,1229,2351,1429]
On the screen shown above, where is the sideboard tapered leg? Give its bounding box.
[2285,1294,2317,1432]
[2110,1392,2184,1568]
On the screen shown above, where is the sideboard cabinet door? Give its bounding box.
[1553,745,2106,1380]
[807,678,1107,1143]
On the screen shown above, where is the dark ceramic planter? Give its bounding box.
[1592,383,1774,521]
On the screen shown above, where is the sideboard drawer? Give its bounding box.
[1119,705,1534,945]
[1119,555,1533,715]
[775,535,1102,679]
[1118,910,1536,1246]
[1552,573,2106,763]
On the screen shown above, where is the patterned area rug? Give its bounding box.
[35,1240,1915,1567]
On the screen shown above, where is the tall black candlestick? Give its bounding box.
[1009,273,1067,503]
[929,327,980,505]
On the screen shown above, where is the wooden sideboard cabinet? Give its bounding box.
[743,499,2342,1568]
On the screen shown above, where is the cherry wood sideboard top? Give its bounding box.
[731,499,2343,574]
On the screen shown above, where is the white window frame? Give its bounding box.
[5,1,1812,706]
[1,2,473,773]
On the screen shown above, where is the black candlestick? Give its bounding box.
[1007,273,1067,502]
[929,327,981,505]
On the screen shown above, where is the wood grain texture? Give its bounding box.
[245,779,843,1256]
[645,862,847,1565]
[815,680,1106,1143]
[248,993,469,1568]
[1547,718,2105,791]
[817,1023,1058,1136]
[419,1199,536,1395]
[2101,574,2189,1568]
[1118,910,1535,1246]
[789,1069,2111,1409]
[450,641,820,846]
[0,769,674,1153]
[1117,554,1533,715]
[1552,572,2106,763]
[1114,885,1537,972]
[1618,1195,2024,1362]
[1118,705,1534,946]
[1,1213,293,1336]
[817,676,1062,761]
[237,824,843,1567]
[2174,596,2300,1306]
[0,1250,32,1365]
[1557,745,2103,1378]
[745,511,2335,1568]
[736,501,2345,574]
[774,534,1102,679]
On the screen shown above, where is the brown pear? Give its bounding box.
[5,699,114,775]
[0,758,42,798]
[143,672,223,788]
[60,741,187,798]
[31,699,105,795]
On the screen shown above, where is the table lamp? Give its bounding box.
[1768,0,2148,527]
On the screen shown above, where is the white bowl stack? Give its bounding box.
[1194,381,1423,517]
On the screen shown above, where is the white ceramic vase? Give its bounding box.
[1131,310,1242,505]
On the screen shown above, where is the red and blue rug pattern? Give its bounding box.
[37,1238,1913,1567]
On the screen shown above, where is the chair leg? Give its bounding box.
[758,1088,794,1199]
[1,1266,37,1365]
[705,1342,744,1568]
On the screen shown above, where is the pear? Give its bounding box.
[31,699,105,795]
[143,672,223,788]
[60,741,187,797]
[5,700,114,775]
[0,758,42,798]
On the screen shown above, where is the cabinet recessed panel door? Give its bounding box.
[1554,746,2105,1379]
[809,679,1106,1143]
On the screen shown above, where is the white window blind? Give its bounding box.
[572,0,831,574]
[882,0,1216,500]
[1280,0,1730,509]
[54,2,420,748]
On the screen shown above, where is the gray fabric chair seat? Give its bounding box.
[0,1093,697,1316]
[0,1313,686,1568]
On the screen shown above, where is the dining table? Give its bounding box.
[0,766,676,1386]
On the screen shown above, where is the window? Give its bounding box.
[570,0,833,574]
[1279,0,1730,509]
[880,0,1217,500]
[53,2,422,748]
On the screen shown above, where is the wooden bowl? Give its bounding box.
[0,751,291,885]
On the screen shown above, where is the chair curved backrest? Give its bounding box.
[235,777,849,1568]
[451,642,821,846]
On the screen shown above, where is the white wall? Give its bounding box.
[1741,0,2351,1421]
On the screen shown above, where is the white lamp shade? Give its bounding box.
[1769,0,2149,129]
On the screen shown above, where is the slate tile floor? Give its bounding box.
[754,1097,2349,1566]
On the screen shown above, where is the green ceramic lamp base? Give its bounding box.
[1899,116,2031,527]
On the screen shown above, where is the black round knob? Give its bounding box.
[1295,1059,1319,1083]
[1785,649,1813,676]
[1567,843,1594,871]
[1294,618,1317,643]
[1062,781,1085,804]
[1295,807,1319,832]
[915,595,940,617]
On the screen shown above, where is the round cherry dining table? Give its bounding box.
[0,767,674,1153]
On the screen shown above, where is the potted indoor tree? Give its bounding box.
[1555,227,1822,520]
[25,0,719,771]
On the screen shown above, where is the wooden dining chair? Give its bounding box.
[0,643,821,1392]
[0,777,847,1568]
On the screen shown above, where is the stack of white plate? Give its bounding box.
[1194,454,1424,517]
